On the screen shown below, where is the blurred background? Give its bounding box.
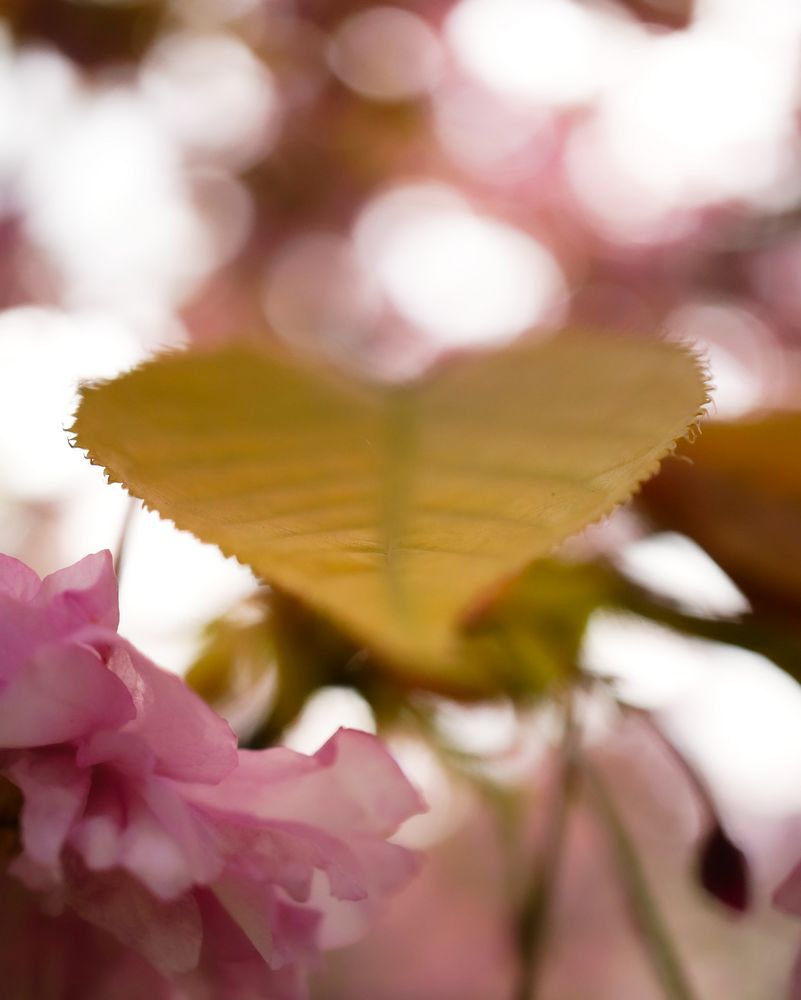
[3,0,801,996]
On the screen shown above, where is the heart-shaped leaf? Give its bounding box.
[73,333,706,684]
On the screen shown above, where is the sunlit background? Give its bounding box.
[3,1,801,995]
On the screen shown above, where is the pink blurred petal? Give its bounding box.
[103,638,238,784]
[211,871,326,971]
[0,554,41,601]
[313,839,422,950]
[41,550,120,631]
[76,728,156,776]
[114,796,200,899]
[791,948,801,1000]
[207,815,369,903]
[775,861,801,916]
[0,642,134,747]
[142,772,225,888]
[191,728,425,835]
[212,873,277,965]
[70,773,217,900]
[310,728,428,835]
[268,897,322,970]
[194,889,310,1000]
[65,862,203,975]
[6,750,90,874]
[0,873,174,1000]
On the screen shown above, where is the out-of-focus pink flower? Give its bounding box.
[314,792,520,1000]
[0,551,424,999]
[775,864,801,920]
[774,866,801,999]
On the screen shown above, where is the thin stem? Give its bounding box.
[113,497,139,586]
[630,709,718,824]
[583,758,698,1000]
[515,695,579,1000]
[619,582,801,684]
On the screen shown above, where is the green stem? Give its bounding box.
[583,759,698,1000]
[630,709,718,825]
[113,496,139,586]
[620,583,801,684]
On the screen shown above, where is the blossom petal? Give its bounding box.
[195,889,311,1000]
[774,860,801,916]
[65,862,203,975]
[72,778,202,901]
[0,643,134,747]
[103,639,238,784]
[189,729,425,837]
[0,555,41,601]
[6,750,90,875]
[41,550,120,632]
[0,872,175,1000]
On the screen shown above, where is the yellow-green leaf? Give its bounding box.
[458,558,623,696]
[73,332,706,687]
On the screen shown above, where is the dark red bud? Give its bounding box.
[697,823,750,914]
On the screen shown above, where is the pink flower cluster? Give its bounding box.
[0,551,424,999]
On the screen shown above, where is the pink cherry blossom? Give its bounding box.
[0,551,425,999]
